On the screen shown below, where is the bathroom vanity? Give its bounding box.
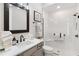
[18,40,44,56]
[0,39,44,56]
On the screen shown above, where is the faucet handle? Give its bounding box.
[23,38,25,41]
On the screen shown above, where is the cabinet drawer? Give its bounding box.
[32,48,43,56]
[37,42,44,49]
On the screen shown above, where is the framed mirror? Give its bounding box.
[4,3,29,33]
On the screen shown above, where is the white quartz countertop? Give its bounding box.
[0,39,43,56]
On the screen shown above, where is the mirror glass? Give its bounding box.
[4,3,29,33]
[9,4,27,30]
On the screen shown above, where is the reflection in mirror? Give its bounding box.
[4,3,29,33]
[9,4,27,30]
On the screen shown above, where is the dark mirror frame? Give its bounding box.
[4,3,29,33]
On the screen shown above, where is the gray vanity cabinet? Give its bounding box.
[18,42,44,56]
[32,42,44,56]
[32,48,43,56]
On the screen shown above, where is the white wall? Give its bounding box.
[0,3,42,40]
[44,3,79,56]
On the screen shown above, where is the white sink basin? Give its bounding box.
[16,40,33,48]
[25,40,33,45]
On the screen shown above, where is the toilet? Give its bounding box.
[43,45,59,56]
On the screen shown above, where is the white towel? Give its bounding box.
[0,31,12,39]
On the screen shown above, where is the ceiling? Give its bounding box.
[43,3,78,13]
